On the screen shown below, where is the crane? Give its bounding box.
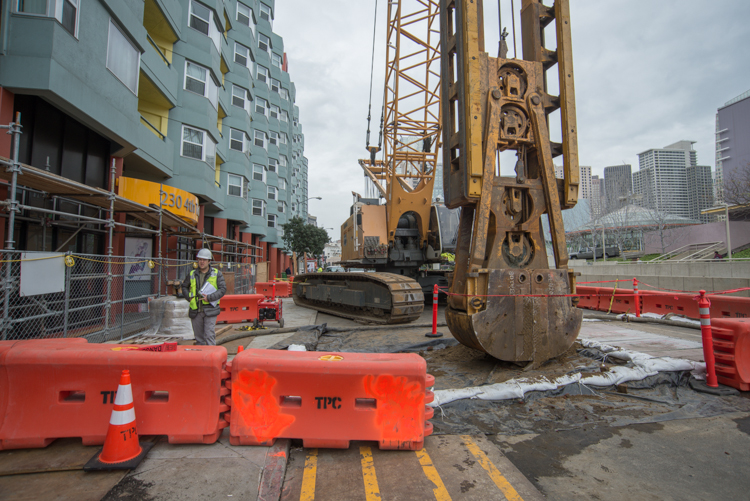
[294,0,583,367]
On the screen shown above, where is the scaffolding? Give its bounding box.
[0,113,263,341]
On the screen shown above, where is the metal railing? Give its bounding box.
[649,242,725,263]
[0,251,255,342]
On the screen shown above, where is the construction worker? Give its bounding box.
[174,248,226,345]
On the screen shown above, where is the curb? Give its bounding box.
[258,439,291,501]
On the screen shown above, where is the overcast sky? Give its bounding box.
[274,0,750,238]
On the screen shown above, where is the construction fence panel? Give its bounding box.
[1,251,257,342]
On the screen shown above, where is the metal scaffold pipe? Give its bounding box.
[2,112,21,340]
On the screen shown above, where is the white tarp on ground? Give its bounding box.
[429,338,707,407]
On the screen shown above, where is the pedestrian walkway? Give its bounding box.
[281,434,544,501]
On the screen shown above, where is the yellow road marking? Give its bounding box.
[359,446,382,501]
[300,448,318,501]
[461,435,524,501]
[416,448,452,501]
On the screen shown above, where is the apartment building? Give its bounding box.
[0,0,307,278]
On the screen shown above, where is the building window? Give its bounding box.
[280,132,288,145]
[278,201,285,213]
[267,213,277,228]
[280,110,289,123]
[278,178,286,190]
[269,104,280,120]
[229,128,245,152]
[254,130,266,149]
[234,42,250,67]
[184,61,218,108]
[255,98,268,117]
[16,1,47,14]
[271,52,282,69]
[61,0,79,36]
[185,62,207,95]
[17,0,81,37]
[269,132,278,146]
[258,33,271,54]
[291,203,296,212]
[181,125,216,165]
[106,19,140,94]
[231,85,251,113]
[189,0,210,34]
[267,186,277,200]
[256,65,269,83]
[236,2,253,32]
[252,199,266,217]
[268,158,278,172]
[252,163,266,182]
[270,78,281,93]
[260,2,272,24]
[228,174,246,198]
[280,88,290,101]
[279,155,287,168]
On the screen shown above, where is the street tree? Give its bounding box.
[281,216,330,263]
[722,162,750,220]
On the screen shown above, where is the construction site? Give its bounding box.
[1,0,750,500]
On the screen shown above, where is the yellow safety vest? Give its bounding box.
[189,268,220,310]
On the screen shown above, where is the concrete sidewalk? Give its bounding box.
[580,316,706,361]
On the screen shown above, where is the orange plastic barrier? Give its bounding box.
[217,294,264,324]
[708,296,750,320]
[0,339,229,450]
[710,319,750,391]
[255,281,292,298]
[575,286,600,311]
[227,349,434,450]
[597,287,637,315]
[274,281,292,298]
[638,291,699,319]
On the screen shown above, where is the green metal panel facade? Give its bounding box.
[0,0,307,247]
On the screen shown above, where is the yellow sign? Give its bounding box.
[319,355,344,361]
[118,177,199,224]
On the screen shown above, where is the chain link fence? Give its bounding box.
[0,251,256,343]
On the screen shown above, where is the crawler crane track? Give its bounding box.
[292,272,424,324]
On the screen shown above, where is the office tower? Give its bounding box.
[603,164,632,212]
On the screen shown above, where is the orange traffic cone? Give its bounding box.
[84,370,154,471]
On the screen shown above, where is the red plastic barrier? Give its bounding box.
[638,291,699,319]
[217,294,264,324]
[255,281,292,298]
[227,349,434,450]
[575,286,600,311]
[710,319,750,391]
[597,287,637,315]
[708,295,750,320]
[0,339,229,450]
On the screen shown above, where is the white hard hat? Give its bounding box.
[196,248,213,260]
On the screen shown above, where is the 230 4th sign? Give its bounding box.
[119,177,199,224]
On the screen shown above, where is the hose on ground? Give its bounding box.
[216,322,448,345]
